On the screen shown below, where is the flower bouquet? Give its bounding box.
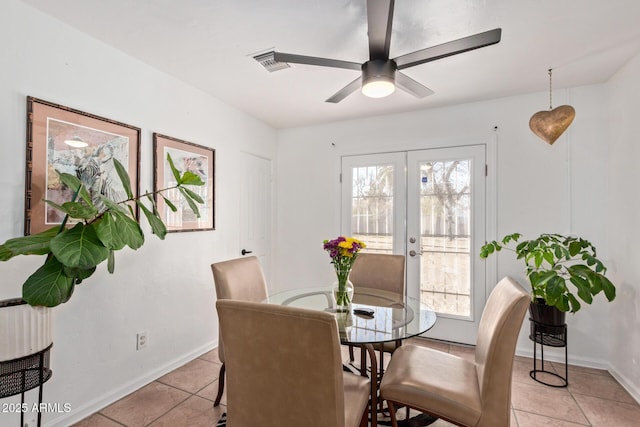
[322,236,366,311]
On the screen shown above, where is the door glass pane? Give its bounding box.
[350,165,393,254]
[419,159,471,317]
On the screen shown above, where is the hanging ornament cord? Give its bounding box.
[548,68,553,110]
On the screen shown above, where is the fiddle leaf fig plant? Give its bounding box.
[0,154,204,307]
[480,233,616,313]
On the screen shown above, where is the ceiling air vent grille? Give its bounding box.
[253,51,290,72]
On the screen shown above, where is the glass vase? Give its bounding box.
[332,271,354,312]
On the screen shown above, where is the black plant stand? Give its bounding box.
[0,344,53,427]
[529,319,567,387]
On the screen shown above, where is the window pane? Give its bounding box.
[351,165,393,254]
[419,160,471,317]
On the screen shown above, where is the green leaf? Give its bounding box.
[600,276,616,301]
[161,194,178,212]
[44,200,98,220]
[568,240,581,257]
[180,171,205,186]
[180,186,204,204]
[99,195,133,217]
[570,276,593,304]
[137,200,167,240]
[542,251,555,266]
[113,158,133,199]
[0,244,13,261]
[108,249,115,274]
[49,223,110,269]
[95,214,127,251]
[179,187,201,218]
[534,251,543,268]
[166,153,182,185]
[63,265,96,283]
[566,294,581,313]
[22,257,75,307]
[57,172,92,204]
[545,275,566,302]
[3,227,59,258]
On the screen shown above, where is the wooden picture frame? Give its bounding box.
[25,97,141,235]
[153,133,215,232]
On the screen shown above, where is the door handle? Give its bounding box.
[241,249,253,256]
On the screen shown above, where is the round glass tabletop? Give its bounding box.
[265,286,437,345]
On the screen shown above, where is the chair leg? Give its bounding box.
[387,401,398,427]
[349,345,355,362]
[214,363,225,407]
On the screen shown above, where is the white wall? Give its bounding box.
[276,84,624,374]
[606,51,640,401]
[0,1,276,425]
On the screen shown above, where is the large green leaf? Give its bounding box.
[600,275,616,301]
[22,257,75,307]
[569,276,593,304]
[113,158,133,199]
[49,223,110,269]
[44,200,98,220]
[99,195,133,217]
[137,200,167,240]
[57,172,93,205]
[180,171,205,186]
[3,227,59,258]
[95,214,127,251]
[63,265,97,284]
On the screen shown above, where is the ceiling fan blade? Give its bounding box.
[396,72,434,98]
[326,77,362,103]
[273,52,361,70]
[394,28,502,69]
[367,0,395,60]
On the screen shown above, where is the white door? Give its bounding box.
[407,145,486,343]
[341,145,486,344]
[239,152,272,281]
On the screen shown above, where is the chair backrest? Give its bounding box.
[216,299,348,427]
[349,253,405,296]
[474,276,529,426]
[211,256,268,363]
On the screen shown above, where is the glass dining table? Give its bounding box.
[264,286,437,427]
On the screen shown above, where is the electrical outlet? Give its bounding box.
[136,331,147,350]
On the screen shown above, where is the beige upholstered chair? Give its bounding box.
[210,256,268,407]
[380,276,529,427]
[216,299,371,427]
[348,253,406,373]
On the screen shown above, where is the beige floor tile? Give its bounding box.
[198,349,221,364]
[147,395,225,427]
[196,378,227,406]
[514,410,589,426]
[100,382,190,427]
[407,337,450,352]
[566,370,636,404]
[573,393,640,427]
[511,381,589,424]
[72,413,125,427]
[157,358,219,394]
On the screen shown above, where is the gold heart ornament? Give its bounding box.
[529,105,576,145]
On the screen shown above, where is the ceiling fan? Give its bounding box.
[271,0,501,103]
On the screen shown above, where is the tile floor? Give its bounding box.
[73,338,640,427]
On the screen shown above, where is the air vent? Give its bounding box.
[253,51,290,72]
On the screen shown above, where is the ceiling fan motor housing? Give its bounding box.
[362,59,397,97]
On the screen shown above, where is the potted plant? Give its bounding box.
[0,154,204,308]
[480,233,616,325]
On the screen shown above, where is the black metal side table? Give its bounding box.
[529,319,567,387]
[0,344,53,427]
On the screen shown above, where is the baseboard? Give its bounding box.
[46,340,218,427]
[515,343,610,370]
[608,364,640,405]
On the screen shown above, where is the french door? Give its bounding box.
[341,145,486,344]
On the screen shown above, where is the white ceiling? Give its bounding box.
[20,0,640,129]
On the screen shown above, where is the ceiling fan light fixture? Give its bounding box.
[361,59,397,98]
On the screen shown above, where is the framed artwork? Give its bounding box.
[153,133,215,232]
[25,97,141,235]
